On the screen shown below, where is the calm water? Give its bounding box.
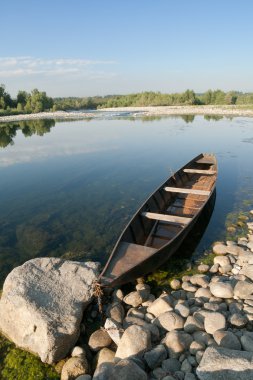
[0,114,253,285]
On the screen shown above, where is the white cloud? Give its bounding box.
[0,56,117,78]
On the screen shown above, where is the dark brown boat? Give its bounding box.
[99,153,217,287]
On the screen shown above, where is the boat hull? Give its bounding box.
[101,189,216,287]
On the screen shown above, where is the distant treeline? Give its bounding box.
[54,90,253,109]
[1,83,253,116]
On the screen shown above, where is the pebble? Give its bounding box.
[170,279,181,290]
[234,281,253,299]
[163,331,193,358]
[184,374,197,380]
[115,325,151,360]
[174,302,190,318]
[88,329,112,351]
[162,358,181,373]
[198,264,210,273]
[184,315,204,333]
[240,332,253,352]
[209,263,219,273]
[123,291,144,307]
[181,358,192,373]
[182,282,198,292]
[219,264,233,274]
[154,311,184,332]
[204,312,226,334]
[147,296,174,317]
[209,282,234,298]
[212,243,228,255]
[144,344,167,369]
[214,256,230,266]
[71,346,86,357]
[213,330,241,350]
[195,287,212,301]
[190,274,210,288]
[229,313,248,327]
[189,340,205,354]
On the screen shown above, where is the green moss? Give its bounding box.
[0,335,59,380]
[146,249,215,292]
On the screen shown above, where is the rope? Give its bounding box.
[93,281,104,314]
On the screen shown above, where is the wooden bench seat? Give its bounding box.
[142,212,191,225]
[164,186,210,196]
[183,169,216,175]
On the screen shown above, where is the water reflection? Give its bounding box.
[0,120,55,148]
[0,114,253,286]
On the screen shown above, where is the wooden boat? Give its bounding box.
[99,153,217,287]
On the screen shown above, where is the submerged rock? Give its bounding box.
[0,258,100,364]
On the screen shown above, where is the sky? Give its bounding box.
[1,0,253,97]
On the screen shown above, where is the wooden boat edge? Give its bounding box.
[99,153,217,287]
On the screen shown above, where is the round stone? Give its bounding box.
[241,332,253,351]
[184,315,204,333]
[213,243,228,255]
[144,344,167,369]
[163,331,193,358]
[71,346,86,357]
[214,256,231,266]
[61,357,89,380]
[154,311,184,331]
[195,287,212,300]
[209,282,234,298]
[213,330,241,350]
[88,329,112,351]
[198,264,210,273]
[123,291,143,307]
[174,303,190,318]
[204,312,226,335]
[94,348,115,369]
[181,358,192,373]
[229,313,248,327]
[189,341,205,355]
[162,358,181,373]
[170,279,181,290]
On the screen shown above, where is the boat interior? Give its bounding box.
[101,154,217,283]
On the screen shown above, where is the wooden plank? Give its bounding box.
[164,186,210,196]
[195,158,214,164]
[142,212,191,225]
[183,169,216,175]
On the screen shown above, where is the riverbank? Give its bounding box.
[0,209,253,379]
[0,111,94,123]
[100,105,253,117]
[1,105,253,123]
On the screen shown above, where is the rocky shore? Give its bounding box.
[1,105,253,123]
[99,105,253,118]
[0,111,94,123]
[0,211,253,379]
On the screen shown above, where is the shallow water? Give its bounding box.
[0,114,253,284]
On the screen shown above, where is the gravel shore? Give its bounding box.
[0,111,94,123]
[99,105,253,117]
[1,105,253,123]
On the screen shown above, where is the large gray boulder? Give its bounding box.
[197,346,253,380]
[0,258,100,364]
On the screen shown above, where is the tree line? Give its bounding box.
[1,84,253,116]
